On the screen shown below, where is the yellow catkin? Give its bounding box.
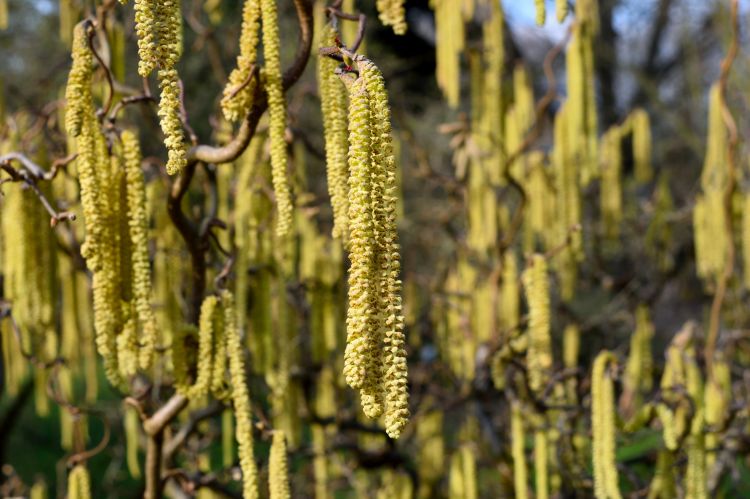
[318,25,350,241]
[523,254,552,393]
[124,404,141,478]
[30,480,47,499]
[133,0,157,76]
[65,23,123,387]
[340,73,378,392]
[629,108,653,183]
[534,428,549,499]
[511,403,529,499]
[223,290,259,499]
[222,409,235,468]
[600,126,622,241]
[434,0,464,107]
[358,56,409,438]
[122,130,157,370]
[68,464,92,499]
[694,83,729,282]
[499,250,519,330]
[534,0,546,25]
[176,295,219,398]
[261,0,293,237]
[620,305,654,415]
[648,450,676,499]
[269,430,291,499]
[376,0,407,34]
[591,351,621,499]
[563,324,580,403]
[704,355,730,474]
[480,1,504,184]
[155,0,187,175]
[742,193,750,289]
[64,23,93,138]
[221,0,261,122]
[556,0,568,22]
[686,410,707,499]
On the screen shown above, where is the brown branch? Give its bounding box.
[705,0,740,381]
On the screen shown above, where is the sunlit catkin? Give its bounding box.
[358,56,409,438]
[65,23,93,138]
[534,0,545,25]
[133,0,157,76]
[269,430,291,499]
[176,295,219,398]
[377,0,407,34]
[523,254,552,393]
[591,351,621,499]
[340,72,378,393]
[223,290,259,499]
[556,0,568,22]
[261,0,293,237]
[221,0,261,122]
[155,0,187,175]
[620,305,654,415]
[318,26,350,241]
[434,0,464,107]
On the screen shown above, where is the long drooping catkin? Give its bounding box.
[175,295,219,398]
[523,254,552,394]
[600,126,623,241]
[221,0,262,122]
[511,402,529,499]
[358,56,408,439]
[223,290,259,499]
[67,464,92,499]
[122,131,157,370]
[591,351,621,499]
[318,26,350,242]
[269,430,291,499]
[434,0,464,107]
[261,0,293,237]
[133,0,157,76]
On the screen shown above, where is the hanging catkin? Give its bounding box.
[620,305,654,415]
[358,56,408,439]
[124,404,141,478]
[534,0,545,25]
[376,0,407,34]
[122,131,157,370]
[523,254,552,394]
[261,0,293,237]
[67,464,92,499]
[434,0,464,107]
[628,108,653,183]
[556,0,568,22]
[318,24,350,241]
[221,0,262,122]
[591,351,621,499]
[269,430,291,499]
[600,126,623,241]
[223,290,259,499]
[511,402,529,499]
[174,295,219,398]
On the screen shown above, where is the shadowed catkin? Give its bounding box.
[261,0,293,237]
[122,131,157,370]
[269,431,291,499]
[221,0,261,121]
[592,351,621,499]
[318,25,350,241]
[223,290,259,499]
[511,402,529,499]
[620,305,654,415]
[600,126,622,241]
[629,108,652,183]
[523,254,552,393]
[534,426,549,499]
[175,295,219,398]
[68,464,92,499]
[376,0,407,34]
[124,404,141,478]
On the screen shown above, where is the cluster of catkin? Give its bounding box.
[319,50,408,439]
[121,0,186,174]
[221,0,292,237]
[64,23,158,388]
